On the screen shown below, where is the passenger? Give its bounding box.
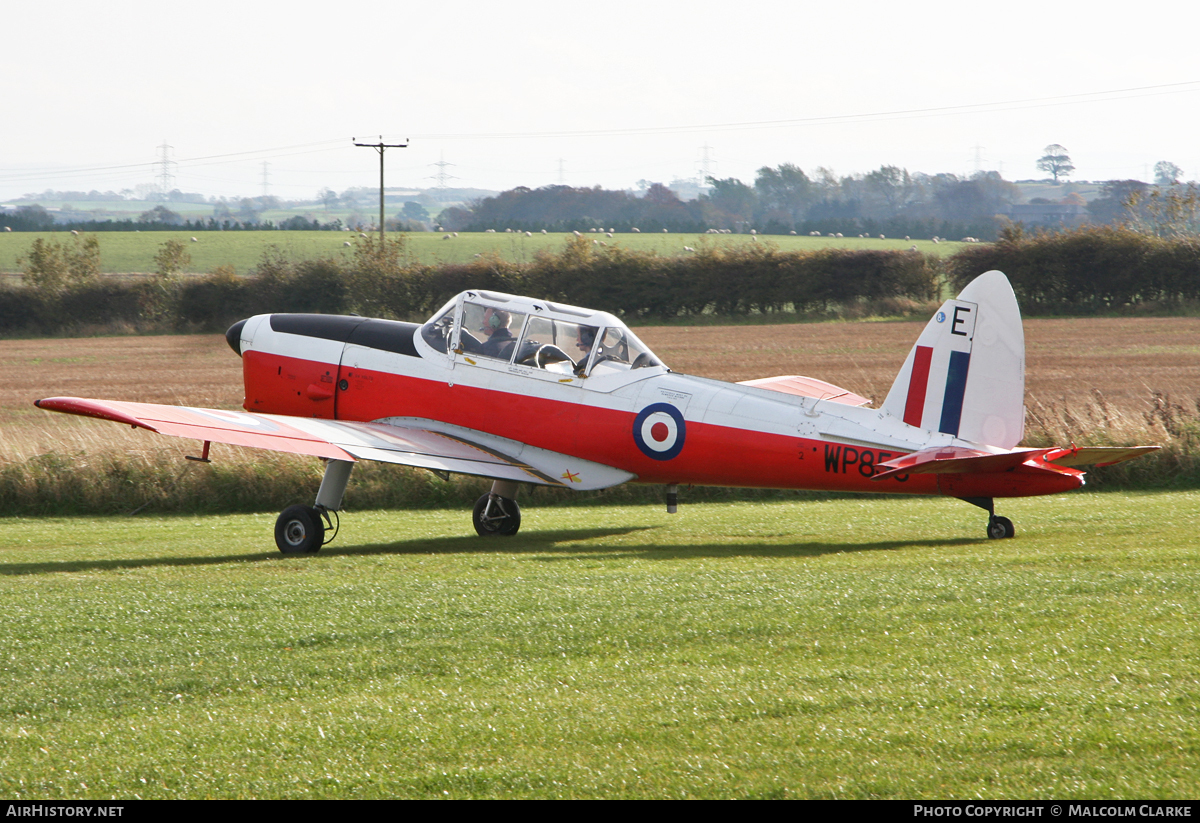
[574,326,598,374]
[479,307,516,359]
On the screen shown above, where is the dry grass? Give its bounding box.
[3,316,1197,512]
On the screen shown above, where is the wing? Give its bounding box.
[737,375,870,407]
[35,397,634,491]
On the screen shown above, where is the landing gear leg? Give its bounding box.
[473,479,521,536]
[274,459,353,554]
[959,496,1015,540]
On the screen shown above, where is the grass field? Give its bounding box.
[1,492,1197,799]
[0,230,964,276]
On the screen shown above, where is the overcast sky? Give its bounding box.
[3,0,1199,202]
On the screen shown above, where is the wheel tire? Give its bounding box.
[995,516,1015,539]
[275,505,324,554]
[987,516,1015,540]
[473,494,521,537]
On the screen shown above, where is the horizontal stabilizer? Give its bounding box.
[1043,445,1160,468]
[871,445,1054,481]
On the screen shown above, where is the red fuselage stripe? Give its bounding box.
[903,345,933,427]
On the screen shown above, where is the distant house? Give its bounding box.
[998,203,1089,228]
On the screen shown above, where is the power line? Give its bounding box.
[406,80,1200,140]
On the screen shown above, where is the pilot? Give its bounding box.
[479,307,516,359]
[576,325,597,356]
[571,325,599,375]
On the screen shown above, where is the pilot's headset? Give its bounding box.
[481,307,509,332]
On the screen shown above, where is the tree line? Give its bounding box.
[4,222,1198,338]
[1,235,942,336]
[438,165,1021,240]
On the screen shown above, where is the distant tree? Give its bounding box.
[1036,144,1075,184]
[1086,179,1150,224]
[153,239,191,278]
[139,204,183,224]
[703,176,757,227]
[319,188,339,210]
[754,163,812,228]
[20,234,100,294]
[13,204,56,230]
[402,201,430,222]
[1126,183,1200,238]
[280,215,319,230]
[236,198,262,225]
[1154,161,1183,187]
[927,171,1020,222]
[643,182,681,205]
[863,165,917,218]
[436,206,475,231]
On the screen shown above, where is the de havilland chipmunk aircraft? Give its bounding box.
[36,270,1156,553]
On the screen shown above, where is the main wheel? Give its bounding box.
[473,494,521,536]
[275,505,325,554]
[987,515,1015,540]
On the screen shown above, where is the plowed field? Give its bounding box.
[5,316,1198,457]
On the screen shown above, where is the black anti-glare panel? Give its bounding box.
[348,320,420,357]
[270,314,365,341]
[269,314,420,357]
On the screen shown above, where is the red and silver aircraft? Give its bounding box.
[36,270,1155,553]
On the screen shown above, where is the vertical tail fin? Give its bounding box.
[883,270,1025,449]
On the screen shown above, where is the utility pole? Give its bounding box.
[353,135,408,241]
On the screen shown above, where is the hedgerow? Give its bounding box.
[3,235,942,335]
[947,225,1200,313]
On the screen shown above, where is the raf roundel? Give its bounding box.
[632,403,686,461]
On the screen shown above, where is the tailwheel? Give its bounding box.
[473,493,521,536]
[987,515,1015,540]
[275,504,325,554]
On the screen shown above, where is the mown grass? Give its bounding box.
[1,492,1197,799]
[0,231,963,276]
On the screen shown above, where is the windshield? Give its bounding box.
[585,325,664,374]
[513,316,600,375]
[419,298,458,353]
[419,294,667,376]
[458,301,529,362]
